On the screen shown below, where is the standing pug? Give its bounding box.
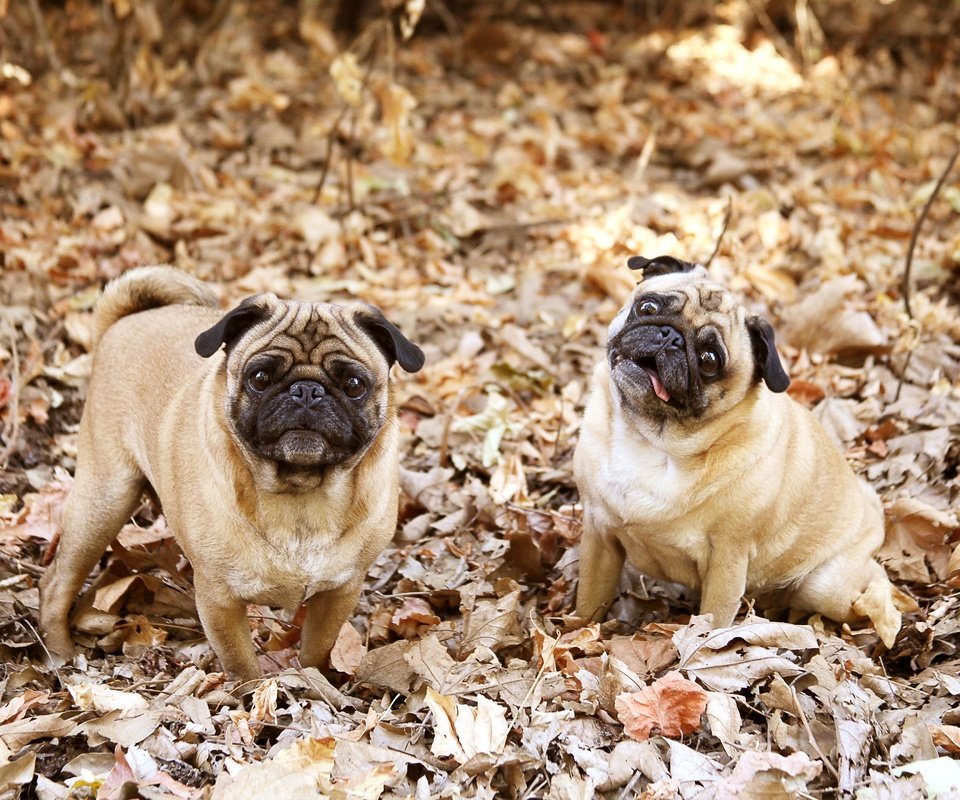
[40,266,424,682]
[574,255,908,646]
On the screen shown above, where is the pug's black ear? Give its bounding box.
[195,296,272,358]
[356,307,425,373]
[627,255,699,279]
[746,316,790,393]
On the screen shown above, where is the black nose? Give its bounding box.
[289,381,326,407]
[658,326,685,350]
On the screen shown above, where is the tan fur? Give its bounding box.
[41,268,408,684]
[92,266,218,346]
[574,270,906,647]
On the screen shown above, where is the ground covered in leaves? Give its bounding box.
[1,1,960,797]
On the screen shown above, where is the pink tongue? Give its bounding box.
[642,365,671,402]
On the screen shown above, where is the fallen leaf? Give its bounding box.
[0,689,49,725]
[615,671,707,741]
[717,750,822,800]
[330,621,366,675]
[0,751,36,788]
[67,683,149,713]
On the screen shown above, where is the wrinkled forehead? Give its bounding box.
[234,301,377,367]
[628,274,738,315]
[609,273,743,339]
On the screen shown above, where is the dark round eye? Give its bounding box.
[637,299,659,316]
[343,375,366,399]
[699,349,720,377]
[247,369,272,392]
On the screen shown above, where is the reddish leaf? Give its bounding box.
[615,671,707,741]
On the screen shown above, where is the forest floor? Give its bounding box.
[1,1,959,797]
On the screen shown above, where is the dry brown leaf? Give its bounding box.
[780,276,887,355]
[355,641,417,694]
[0,690,48,725]
[251,679,278,725]
[879,497,959,582]
[930,725,960,754]
[605,635,678,678]
[390,597,440,638]
[0,751,35,788]
[67,683,149,714]
[461,589,524,654]
[717,750,822,799]
[1,478,72,546]
[97,746,137,800]
[615,671,707,741]
[705,692,743,757]
[330,53,363,107]
[373,80,417,165]
[330,621,366,675]
[210,737,336,800]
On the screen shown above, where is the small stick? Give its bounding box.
[895,142,959,401]
[0,324,21,468]
[792,686,841,782]
[901,143,960,319]
[311,104,350,205]
[704,196,733,269]
[26,0,64,75]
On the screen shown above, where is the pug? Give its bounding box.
[40,266,424,682]
[574,255,909,646]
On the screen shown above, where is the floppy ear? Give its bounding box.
[195,296,272,358]
[627,255,699,280]
[355,307,425,373]
[746,316,790,393]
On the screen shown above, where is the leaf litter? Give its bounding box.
[0,0,959,797]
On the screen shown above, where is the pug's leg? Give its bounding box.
[193,580,260,685]
[699,545,748,627]
[40,467,144,661]
[299,577,364,671]
[575,524,625,623]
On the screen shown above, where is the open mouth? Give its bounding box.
[635,357,672,403]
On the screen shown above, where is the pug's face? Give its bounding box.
[607,256,789,425]
[195,296,424,486]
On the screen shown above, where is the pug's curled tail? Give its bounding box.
[93,266,219,346]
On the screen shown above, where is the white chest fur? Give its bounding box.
[596,411,697,523]
[222,477,376,608]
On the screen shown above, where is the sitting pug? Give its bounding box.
[40,266,424,682]
[574,255,908,646]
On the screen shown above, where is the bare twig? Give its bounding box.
[901,143,960,319]
[20,616,63,686]
[311,37,379,209]
[26,0,64,75]
[895,142,959,401]
[792,686,841,782]
[311,104,351,204]
[633,129,657,186]
[743,0,802,71]
[345,106,359,212]
[704,196,734,269]
[0,324,21,468]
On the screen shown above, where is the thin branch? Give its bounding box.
[704,196,734,269]
[0,323,21,468]
[311,104,350,205]
[743,0,802,72]
[792,686,841,782]
[901,143,960,319]
[26,0,64,75]
[895,143,959,401]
